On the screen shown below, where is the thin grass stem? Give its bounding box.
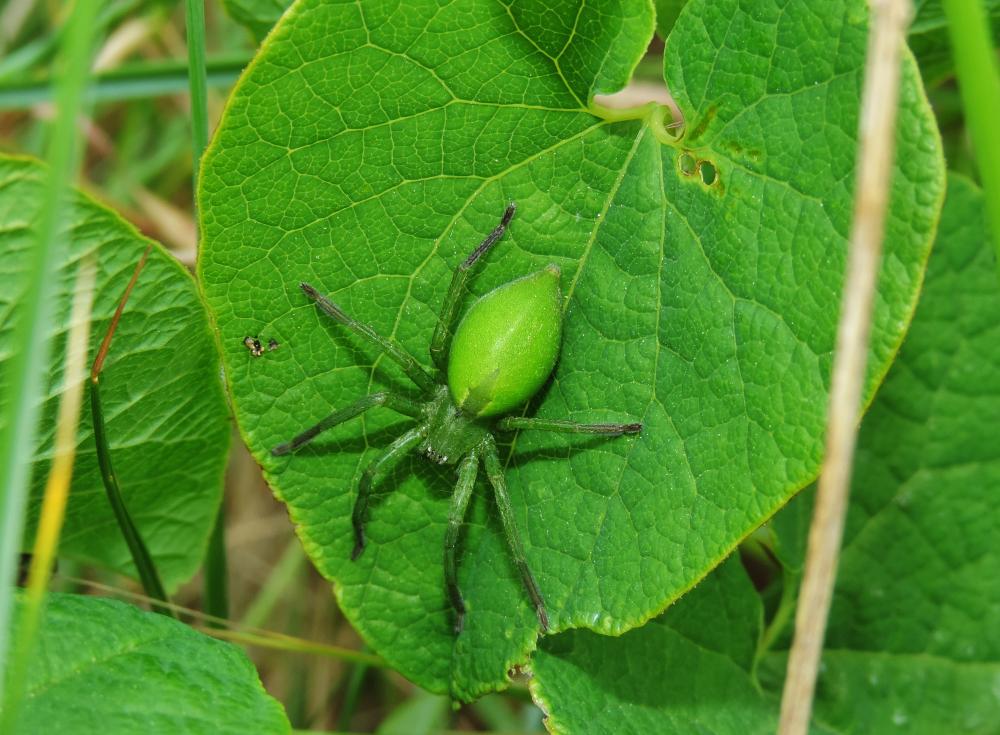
[941,0,1000,279]
[0,56,247,110]
[0,0,100,712]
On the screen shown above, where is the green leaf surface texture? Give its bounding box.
[198,0,943,698]
[5,593,289,734]
[0,154,230,589]
[528,175,999,734]
[532,557,787,735]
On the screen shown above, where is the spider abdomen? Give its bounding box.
[447,264,563,418]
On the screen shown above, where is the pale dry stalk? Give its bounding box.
[776,1,913,733]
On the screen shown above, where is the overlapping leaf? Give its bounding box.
[198,0,942,698]
[531,176,998,732]
[0,155,230,589]
[764,175,1000,733]
[5,593,289,734]
[222,0,290,42]
[532,558,783,734]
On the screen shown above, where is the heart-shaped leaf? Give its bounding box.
[198,0,943,698]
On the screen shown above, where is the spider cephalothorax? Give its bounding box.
[273,203,641,633]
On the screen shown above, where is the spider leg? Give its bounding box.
[497,417,642,435]
[351,423,429,560]
[444,450,479,634]
[481,435,548,631]
[300,283,437,394]
[271,392,422,456]
[429,202,516,371]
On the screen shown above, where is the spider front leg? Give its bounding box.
[429,203,516,371]
[351,423,429,560]
[271,392,423,456]
[482,435,549,631]
[444,450,479,634]
[300,282,437,394]
[497,417,642,435]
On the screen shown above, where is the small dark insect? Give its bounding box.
[243,335,264,357]
[272,203,641,633]
[267,338,279,351]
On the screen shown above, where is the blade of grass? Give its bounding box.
[941,0,1000,277]
[0,0,99,706]
[0,258,96,734]
[184,0,229,623]
[203,506,230,625]
[90,244,173,617]
[0,56,247,110]
[240,538,306,629]
[336,657,372,732]
[185,0,210,184]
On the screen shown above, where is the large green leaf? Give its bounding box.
[198,0,942,698]
[0,155,230,589]
[531,176,998,733]
[5,593,289,734]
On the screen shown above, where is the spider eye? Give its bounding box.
[447,264,563,417]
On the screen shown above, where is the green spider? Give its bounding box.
[272,203,641,633]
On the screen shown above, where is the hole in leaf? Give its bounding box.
[678,152,696,176]
[700,161,717,185]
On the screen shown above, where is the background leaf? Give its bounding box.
[908,0,1000,84]
[531,175,999,733]
[0,154,230,590]
[762,174,1000,733]
[198,0,943,698]
[5,593,289,734]
[221,0,291,43]
[654,0,689,39]
[532,557,785,735]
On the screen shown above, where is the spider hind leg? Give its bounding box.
[482,436,549,631]
[350,424,428,560]
[445,451,479,633]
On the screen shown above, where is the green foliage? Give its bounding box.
[764,175,1000,733]
[197,0,943,699]
[653,0,689,39]
[533,558,778,734]
[5,593,290,734]
[0,155,230,590]
[221,0,291,42]
[909,0,1000,84]
[531,176,999,733]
